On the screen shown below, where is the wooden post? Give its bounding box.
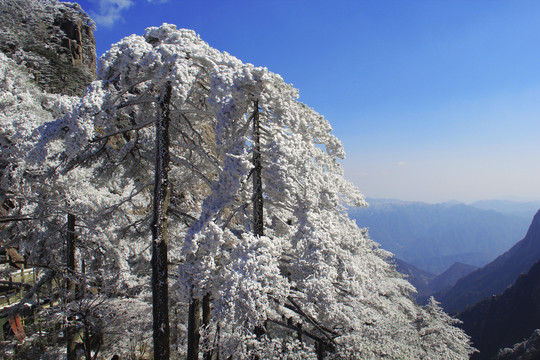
[151,81,172,360]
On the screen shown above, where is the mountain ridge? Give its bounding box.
[437,209,540,313]
[394,258,477,301]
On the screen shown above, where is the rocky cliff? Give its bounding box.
[0,0,96,96]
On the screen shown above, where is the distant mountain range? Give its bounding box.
[349,198,533,274]
[394,258,477,301]
[436,209,540,313]
[392,205,540,358]
[379,201,540,359]
[470,199,540,219]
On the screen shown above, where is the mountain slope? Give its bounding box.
[458,258,540,360]
[495,329,540,360]
[429,262,478,295]
[393,258,436,298]
[438,209,540,313]
[395,258,477,301]
[349,199,530,274]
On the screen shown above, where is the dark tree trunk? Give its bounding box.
[252,100,263,237]
[202,293,211,326]
[66,213,77,360]
[151,81,172,360]
[66,213,76,288]
[83,327,91,360]
[202,293,212,360]
[251,101,268,353]
[316,341,324,360]
[187,297,201,360]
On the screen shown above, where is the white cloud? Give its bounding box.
[91,0,134,28]
[397,161,406,166]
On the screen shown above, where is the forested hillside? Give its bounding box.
[0,2,475,359]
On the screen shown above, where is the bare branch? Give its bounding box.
[109,77,154,105]
[286,296,339,342]
[266,318,336,351]
[2,269,57,318]
[90,119,154,143]
[0,216,36,223]
[116,97,158,109]
[170,155,213,187]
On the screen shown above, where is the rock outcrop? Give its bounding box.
[0,0,96,96]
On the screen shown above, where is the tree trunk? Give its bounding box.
[187,297,201,360]
[66,213,76,290]
[316,340,324,360]
[83,327,91,360]
[202,293,212,360]
[252,100,264,237]
[251,100,267,355]
[66,213,77,360]
[151,81,172,360]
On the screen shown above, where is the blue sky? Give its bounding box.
[70,0,540,203]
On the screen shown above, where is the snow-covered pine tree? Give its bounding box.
[0,47,155,359]
[0,51,90,358]
[29,24,475,359]
[30,24,234,358]
[0,51,84,308]
[0,51,79,257]
[415,297,477,359]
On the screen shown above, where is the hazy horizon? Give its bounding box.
[356,196,540,208]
